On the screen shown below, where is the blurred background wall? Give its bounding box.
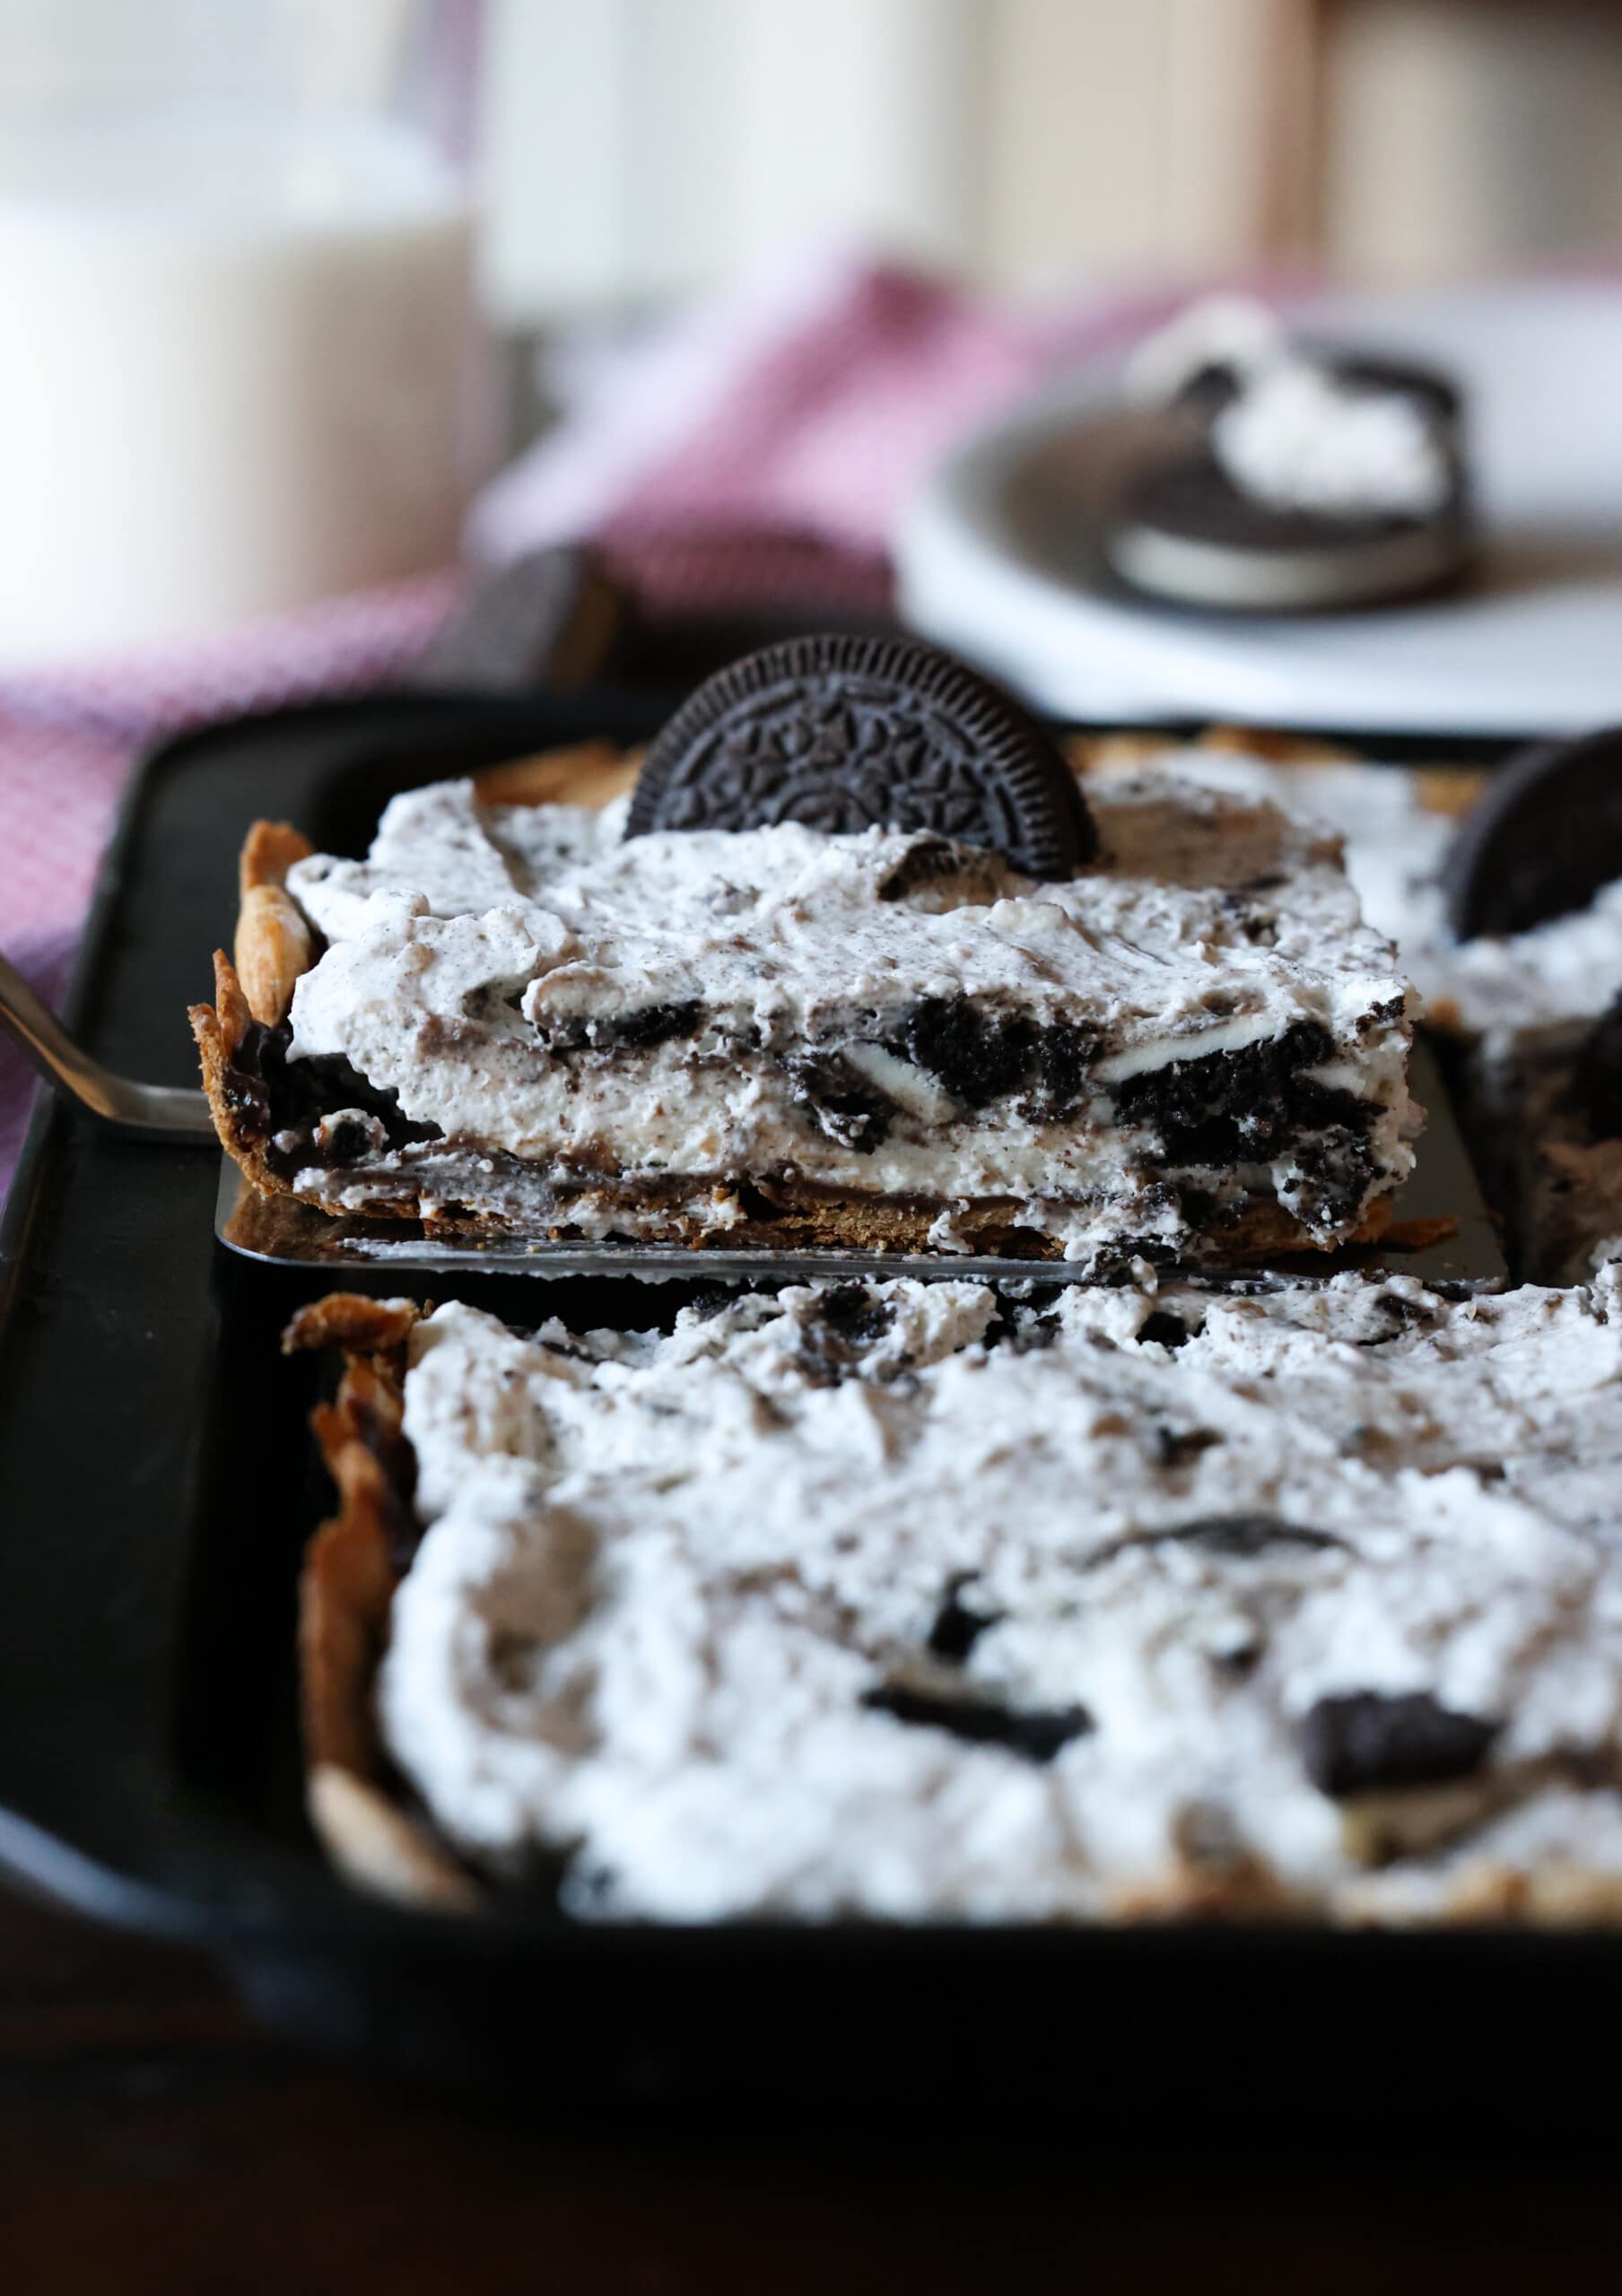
[479,0,1622,323]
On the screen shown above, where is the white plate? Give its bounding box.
[895,281,1622,736]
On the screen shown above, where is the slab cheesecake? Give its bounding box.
[292,1269,1622,1925]
[194,762,1417,1269]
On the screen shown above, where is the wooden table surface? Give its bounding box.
[5,1880,1622,2295]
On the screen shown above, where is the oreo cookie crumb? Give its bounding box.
[796,1285,894,1386]
[899,995,1037,1108]
[226,1018,443,1177]
[785,1052,894,1152]
[864,1684,1093,1765]
[1137,1309,1199,1351]
[1299,1690,1499,1799]
[926,1575,1002,1662]
[982,1308,1061,1355]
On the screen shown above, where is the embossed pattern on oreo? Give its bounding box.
[624,633,1094,878]
[1442,726,1622,942]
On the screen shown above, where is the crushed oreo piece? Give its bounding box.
[795,1285,895,1386]
[1442,726,1622,941]
[1167,1512,1340,1557]
[864,1685,1092,1765]
[784,1052,894,1152]
[223,1016,441,1177]
[1110,1018,1367,1169]
[1299,1690,1499,1799]
[624,632,1094,879]
[926,1575,1002,1663]
[899,996,1036,1108]
[1136,1309,1199,1351]
[982,1307,1061,1356]
[543,1000,703,1055]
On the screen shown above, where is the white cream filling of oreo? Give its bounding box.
[1213,359,1452,523]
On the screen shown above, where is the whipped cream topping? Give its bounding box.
[378,1270,1622,1922]
[277,774,1415,1254]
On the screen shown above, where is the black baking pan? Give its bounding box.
[0,688,1603,2122]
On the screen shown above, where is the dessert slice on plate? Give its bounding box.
[192,636,1417,1271]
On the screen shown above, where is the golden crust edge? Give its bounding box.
[286,1295,477,1913]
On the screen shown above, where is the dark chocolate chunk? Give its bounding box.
[414,544,628,692]
[784,1052,894,1152]
[1442,726,1622,941]
[927,1575,1002,1663]
[864,1684,1092,1765]
[624,633,1094,879]
[1299,1690,1499,1799]
[1571,987,1622,1140]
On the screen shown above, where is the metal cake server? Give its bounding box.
[0,955,1504,1288]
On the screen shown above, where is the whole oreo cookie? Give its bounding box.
[624,634,1094,878]
[1442,726,1622,942]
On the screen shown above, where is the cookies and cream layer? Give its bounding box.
[377,1271,1622,1922]
[263,774,1415,1257]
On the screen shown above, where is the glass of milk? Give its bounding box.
[0,0,486,665]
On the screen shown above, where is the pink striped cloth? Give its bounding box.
[0,253,1167,1203]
